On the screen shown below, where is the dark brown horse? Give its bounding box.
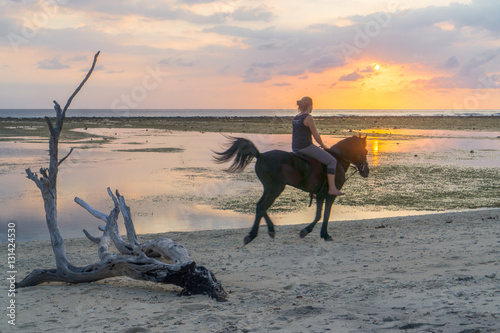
[214,135,369,245]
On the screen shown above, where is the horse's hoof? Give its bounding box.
[322,235,333,241]
[299,229,309,238]
[243,235,254,245]
[268,231,275,239]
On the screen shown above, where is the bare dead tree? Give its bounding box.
[18,51,227,301]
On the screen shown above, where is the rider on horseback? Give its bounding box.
[292,97,344,196]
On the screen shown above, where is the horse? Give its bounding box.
[213,134,369,245]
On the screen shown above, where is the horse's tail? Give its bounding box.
[213,135,260,173]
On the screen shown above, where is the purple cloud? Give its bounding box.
[339,71,364,82]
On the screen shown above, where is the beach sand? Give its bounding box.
[5,208,500,333]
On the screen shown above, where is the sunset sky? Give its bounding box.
[1,0,499,110]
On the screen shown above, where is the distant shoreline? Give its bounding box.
[1,108,499,119]
[2,115,500,137]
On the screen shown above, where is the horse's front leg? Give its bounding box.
[320,195,336,241]
[300,195,324,238]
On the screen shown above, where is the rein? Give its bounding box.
[344,165,359,183]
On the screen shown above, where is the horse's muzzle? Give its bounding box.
[358,163,369,177]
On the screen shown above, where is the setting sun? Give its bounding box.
[372,63,380,70]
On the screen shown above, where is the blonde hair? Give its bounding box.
[297,96,313,112]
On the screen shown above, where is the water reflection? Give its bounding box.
[369,139,380,166]
[1,128,498,241]
[363,128,500,168]
[365,128,500,138]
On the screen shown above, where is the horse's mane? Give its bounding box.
[329,135,365,160]
[331,135,360,150]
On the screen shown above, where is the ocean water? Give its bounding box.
[1,108,499,118]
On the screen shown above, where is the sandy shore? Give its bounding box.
[4,208,499,333]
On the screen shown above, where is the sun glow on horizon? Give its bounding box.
[1,1,500,109]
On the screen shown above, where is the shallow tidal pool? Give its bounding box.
[0,127,498,241]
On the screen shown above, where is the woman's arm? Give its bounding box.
[304,115,327,148]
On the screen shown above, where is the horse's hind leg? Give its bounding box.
[320,195,336,241]
[300,196,324,238]
[262,212,276,239]
[244,212,263,245]
[262,183,285,239]
[244,184,285,245]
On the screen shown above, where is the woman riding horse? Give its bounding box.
[293,97,344,196]
[214,98,369,244]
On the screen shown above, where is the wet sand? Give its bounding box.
[5,209,500,332]
[1,116,499,332]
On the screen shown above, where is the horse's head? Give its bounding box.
[330,134,369,178]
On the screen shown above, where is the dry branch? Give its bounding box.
[18,51,227,301]
[58,148,74,166]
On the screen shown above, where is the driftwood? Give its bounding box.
[17,51,227,301]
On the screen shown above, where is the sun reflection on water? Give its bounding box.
[369,138,380,166]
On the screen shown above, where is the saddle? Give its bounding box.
[288,152,326,193]
[290,151,315,177]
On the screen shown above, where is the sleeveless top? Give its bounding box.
[292,113,313,151]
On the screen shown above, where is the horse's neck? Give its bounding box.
[331,145,351,170]
[330,146,349,162]
[330,146,342,158]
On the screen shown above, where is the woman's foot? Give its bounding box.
[327,174,344,196]
[328,188,344,196]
